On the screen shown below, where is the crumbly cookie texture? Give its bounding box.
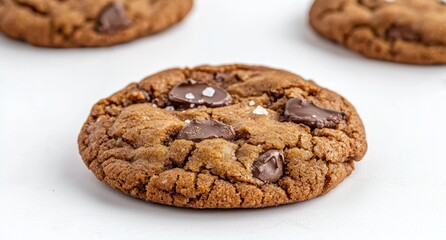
[310,0,446,65]
[0,0,193,47]
[78,64,367,209]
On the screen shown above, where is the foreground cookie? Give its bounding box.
[310,0,446,64]
[78,64,367,208]
[0,0,193,47]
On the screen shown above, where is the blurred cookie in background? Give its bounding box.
[0,0,193,47]
[310,0,446,64]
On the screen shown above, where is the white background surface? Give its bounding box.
[1,0,446,239]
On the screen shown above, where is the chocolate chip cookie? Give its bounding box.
[0,0,193,47]
[78,64,367,208]
[310,0,446,64]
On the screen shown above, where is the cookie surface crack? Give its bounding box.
[13,0,47,15]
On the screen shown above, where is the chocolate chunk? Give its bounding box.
[386,25,420,42]
[252,150,284,183]
[177,119,235,142]
[284,98,346,128]
[168,79,232,110]
[96,3,131,33]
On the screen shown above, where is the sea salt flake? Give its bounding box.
[253,106,268,115]
[185,93,195,100]
[202,87,216,97]
[165,106,175,111]
[248,100,255,106]
[185,119,191,123]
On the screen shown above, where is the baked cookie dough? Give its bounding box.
[0,0,193,47]
[78,64,368,208]
[310,0,446,64]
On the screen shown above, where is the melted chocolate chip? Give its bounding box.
[177,119,235,142]
[96,3,131,33]
[386,25,420,42]
[168,79,232,110]
[252,150,284,183]
[284,98,346,128]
